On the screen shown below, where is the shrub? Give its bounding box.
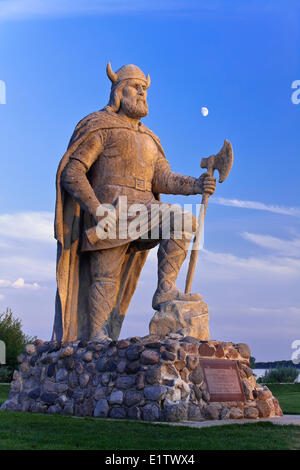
[0,365,13,383]
[257,366,299,384]
[0,308,36,374]
[249,356,256,369]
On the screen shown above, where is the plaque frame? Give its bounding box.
[200,359,245,402]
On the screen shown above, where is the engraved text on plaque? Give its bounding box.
[200,359,245,402]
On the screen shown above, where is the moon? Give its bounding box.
[201,107,209,117]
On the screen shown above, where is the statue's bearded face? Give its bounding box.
[120,79,148,119]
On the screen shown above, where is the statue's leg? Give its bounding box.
[152,209,202,310]
[89,244,129,341]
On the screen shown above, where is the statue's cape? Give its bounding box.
[52,108,163,342]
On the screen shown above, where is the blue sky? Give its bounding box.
[0,0,299,361]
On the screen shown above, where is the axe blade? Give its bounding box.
[201,139,233,183]
[215,139,233,183]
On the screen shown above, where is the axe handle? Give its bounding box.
[184,193,209,293]
[184,167,214,294]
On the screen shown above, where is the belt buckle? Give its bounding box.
[135,178,145,190]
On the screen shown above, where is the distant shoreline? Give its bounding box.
[254,360,300,369]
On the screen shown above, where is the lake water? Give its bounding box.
[253,368,300,383]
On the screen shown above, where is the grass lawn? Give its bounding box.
[0,383,299,450]
[269,383,300,414]
[0,411,299,450]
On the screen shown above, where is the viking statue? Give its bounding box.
[52,63,216,343]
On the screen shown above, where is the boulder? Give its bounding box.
[149,300,209,340]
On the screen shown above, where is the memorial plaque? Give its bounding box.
[200,359,245,402]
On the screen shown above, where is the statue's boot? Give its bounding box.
[89,277,117,342]
[152,237,202,310]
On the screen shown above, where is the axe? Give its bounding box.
[184,139,233,294]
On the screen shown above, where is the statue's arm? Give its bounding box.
[152,151,206,195]
[61,132,104,219]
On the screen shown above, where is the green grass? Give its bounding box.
[0,412,299,450]
[0,383,299,450]
[269,383,300,414]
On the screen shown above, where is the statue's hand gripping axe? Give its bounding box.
[184,139,234,294]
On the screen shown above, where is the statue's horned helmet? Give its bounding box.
[106,62,151,88]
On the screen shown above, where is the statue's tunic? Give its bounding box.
[61,108,198,251]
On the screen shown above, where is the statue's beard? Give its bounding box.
[120,96,148,119]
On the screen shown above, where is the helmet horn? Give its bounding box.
[106,62,118,83]
[146,74,151,88]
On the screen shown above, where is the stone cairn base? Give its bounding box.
[1,333,283,422]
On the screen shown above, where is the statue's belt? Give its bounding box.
[101,175,152,192]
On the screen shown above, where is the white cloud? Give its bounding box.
[0,254,55,282]
[247,306,300,316]
[242,232,300,257]
[211,197,300,217]
[200,248,300,277]
[126,230,300,280]
[0,211,54,243]
[0,0,205,21]
[0,277,40,289]
[0,212,56,283]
